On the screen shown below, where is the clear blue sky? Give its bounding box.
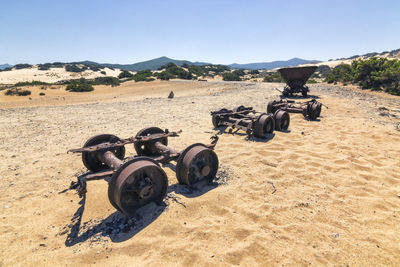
[0,0,399,65]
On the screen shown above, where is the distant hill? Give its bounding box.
[229,58,320,70]
[0,64,12,70]
[98,57,211,71]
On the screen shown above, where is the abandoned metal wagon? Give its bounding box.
[277,66,318,97]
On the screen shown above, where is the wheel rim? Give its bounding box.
[274,110,290,131]
[112,159,168,215]
[176,144,219,186]
[82,134,125,172]
[212,115,221,128]
[134,127,168,156]
[233,105,245,112]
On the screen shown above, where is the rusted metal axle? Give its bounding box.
[211,105,290,137]
[267,99,326,120]
[68,128,219,216]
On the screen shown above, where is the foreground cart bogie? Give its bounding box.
[69,128,219,216]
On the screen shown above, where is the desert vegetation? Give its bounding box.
[324,57,400,95]
[5,88,31,96]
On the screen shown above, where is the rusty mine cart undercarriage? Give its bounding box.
[69,127,219,216]
[267,99,325,120]
[211,105,290,138]
[278,66,318,97]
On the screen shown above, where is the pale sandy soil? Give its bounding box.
[0,81,400,266]
[0,66,121,84]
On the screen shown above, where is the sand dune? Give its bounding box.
[0,66,121,84]
[0,81,399,266]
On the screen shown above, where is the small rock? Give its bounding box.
[4,205,9,209]
[301,131,304,135]
[39,243,46,247]
[397,193,400,198]
[168,91,174,99]
[332,233,339,238]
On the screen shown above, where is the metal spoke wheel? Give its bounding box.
[176,143,219,186]
[307,102,319,120]
[253,113,274,138]
[273,109,290,131]
[267,100,278,114]
[108,157,168,216]
[134,127,168,156]
[82,134,125,172]
[212,115,221,128]
[233,105,246,112]
[315,102,322,117]
[212,108,229,128]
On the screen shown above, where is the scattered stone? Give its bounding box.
[397,193,400,198]
[332,233,339,238]
[168,91,174,99]
[4,205,9,209]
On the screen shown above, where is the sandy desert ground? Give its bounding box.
[0,81,400,266]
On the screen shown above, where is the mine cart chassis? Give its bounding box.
[267,99,326,120]
[211,105,290,138]
[69,128,219,216]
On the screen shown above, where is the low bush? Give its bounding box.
[14,64,32,69]
[66,83,94,92]
[249,70,260,75]
[263,72,283,83]
[307,79,318,84]
[65,64,87,73]
[40,92,45,96]
[118,70,134,79]
[93,76,120,86]
[323,57,400,95]
[14,81,50,87]
[222,72,241,81]
[5,88,31,96]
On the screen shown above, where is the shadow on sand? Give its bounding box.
[279,94,320,100]
[63,166,225,246]
[213,126,275,143]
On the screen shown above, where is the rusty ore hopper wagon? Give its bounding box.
[278,66,318,97]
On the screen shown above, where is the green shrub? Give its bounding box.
[118,70,134,79]
[156,71,175,80]
[233,69,246,76]
[323,57,400,95]
[14,81,50,87]
[38,63,51,70]
[307,79,318,84]
[5,88,31,96]
[14,64,32,69]
[222,72,241,81]
[65,64,87,73]
[100,71,106,75]
[263,72,283,82]
[93,76,120,86]
[249,70,259,75]
[66,83,94,92]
